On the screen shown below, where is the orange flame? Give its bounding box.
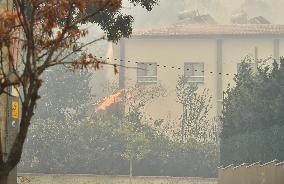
[94,90,122,112]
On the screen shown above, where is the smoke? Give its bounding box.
[215,0,284,24]
[122,0,284,28]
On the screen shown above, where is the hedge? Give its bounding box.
[220,124,284,166]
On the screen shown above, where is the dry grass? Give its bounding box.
[18,174,217,184]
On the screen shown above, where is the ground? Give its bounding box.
[18,174,217,184]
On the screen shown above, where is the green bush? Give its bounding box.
[221,59,284,138]
[19,117,218,177]
[220,124,284,166]
[221,59,284,166]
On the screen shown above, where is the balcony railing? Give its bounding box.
[185,75,204,83]
[137,76,157,83]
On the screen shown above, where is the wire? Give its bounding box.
[93,55,281,76]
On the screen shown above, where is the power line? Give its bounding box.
[92,55,282,76]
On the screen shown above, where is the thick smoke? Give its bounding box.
[123,0,284,28]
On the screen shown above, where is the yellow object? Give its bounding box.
[12,100,19,119]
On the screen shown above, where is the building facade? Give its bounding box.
[111,23,284,129]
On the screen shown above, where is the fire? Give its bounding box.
[94,90,122,112]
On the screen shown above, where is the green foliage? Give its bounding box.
[116,122,150,161]
[221,58,284,138]
[176,76,213,143]
[128,0,159,11]
[220,124,284,166]
[83,0,159,41]
[21,78,218,177]
[21,116,126,174]
[21,0,159,42]
[20,115,218,177]
[221,57,284,165]
[34,66,93,121]
[134,139,218,177]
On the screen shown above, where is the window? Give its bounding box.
[184,63,204,83]
[137,62,157,83]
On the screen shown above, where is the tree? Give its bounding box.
[176,76,212,143]
[20,115,126,174]
[114,83,165,178]
[20,116,85,173]
[0,0,158,182]
[220,58,284,165]
[18,78,218,177]
[20,82,165,176]
[125,84,166,108]
[20,105,219,177]
[221,58,284,138]
[34,66,93,121]
[116,121,150,177]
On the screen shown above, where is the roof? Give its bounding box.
[132,24,284,38]
[248,16,270,24]
[178,14,217,25]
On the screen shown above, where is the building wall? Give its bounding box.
[0,95,7,154]
[113,36,283,127]
[120,39,217,123]
[0,0,8,158]
[218,161,284,184]
[222,38,275,89]
[279,39,284,57]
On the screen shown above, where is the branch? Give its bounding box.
[51,59,138,71]
[1,89,15,97]
[54,36,105,63]
[39,2,75,72]
[13,85,24,104]
[65,0,113,30]
[14,0,30,38]
[38,0,113,69]
[6,80,40,171]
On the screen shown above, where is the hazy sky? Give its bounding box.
[123,0,284,29]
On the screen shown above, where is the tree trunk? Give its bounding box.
[129,159,133,177]
[0,174,8,184]
[129,159,133,184]
[181,104,187,143]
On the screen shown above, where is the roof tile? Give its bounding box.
[133,24,284,37]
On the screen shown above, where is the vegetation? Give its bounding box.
[117,121,150,177]
[221,58,284,165]
[19,79,217,177]
[0,0,158,182]
[221,124,284,166]
[222,58,284,137]
[20,115,218,177]
[176,76,214,143]
[34,66,93,121]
